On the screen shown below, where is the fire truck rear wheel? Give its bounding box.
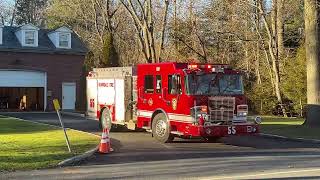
[100,108,112,131]
[152,113,174,143]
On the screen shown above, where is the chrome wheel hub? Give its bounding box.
[155,119,167,137]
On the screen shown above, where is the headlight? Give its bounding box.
[254,116,262,124]
[191,106,209,122]
[237,112,248,117]
[237,105,248,117]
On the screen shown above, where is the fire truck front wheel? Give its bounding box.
[152,113,174,143]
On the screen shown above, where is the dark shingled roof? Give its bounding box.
[0,26,88,55]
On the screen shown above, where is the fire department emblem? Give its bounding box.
[172,98,177,110]
[148,98,153,106]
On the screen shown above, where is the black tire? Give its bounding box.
[152,113,174,143]
[204,137,220,143]
[100,108,112,131]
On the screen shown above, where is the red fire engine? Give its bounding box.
[87,63,261,143]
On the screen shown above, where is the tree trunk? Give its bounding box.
[271,0,281,81]
[10,0,18,26]
[173,0,178,54]
[254,0,263,85]
[146,0,157,63]
[277,0,285,61]
[304,0,320,126]
[271,0,278,54]
[259,1,287,117]
[300,97,303,117]
[157,0,169,62]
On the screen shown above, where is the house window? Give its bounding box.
[59,33,70,48]
[144,75,154,94]
[25,31,35,45]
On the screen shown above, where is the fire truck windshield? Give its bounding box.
[186,73,244,95]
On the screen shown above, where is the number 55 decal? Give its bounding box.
[228,126,236,135]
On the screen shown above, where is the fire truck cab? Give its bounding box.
[87,63,260,143]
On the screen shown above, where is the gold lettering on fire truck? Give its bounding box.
[98,82,114,87]
[172,98,177,110]
[148,98,153,106]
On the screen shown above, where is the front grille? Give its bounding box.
[208,96,235,123]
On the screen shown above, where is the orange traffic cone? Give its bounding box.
[99,128,113,154]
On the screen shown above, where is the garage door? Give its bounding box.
[0,70,47,111]
[0,70,46,87]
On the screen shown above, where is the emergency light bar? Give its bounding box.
[188,64,214,69]
[188,64,230,72]
[212,67,224,73]
[188,64,199,69]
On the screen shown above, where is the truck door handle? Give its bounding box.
[161,88,171,105]
[138,87,147,103]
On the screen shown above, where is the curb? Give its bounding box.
[58,145,99,167]
[60,111,85,118]
[259,133,320,144]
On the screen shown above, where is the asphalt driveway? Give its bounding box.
[2,112,320,179]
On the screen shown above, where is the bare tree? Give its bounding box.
[277,0,285,61]
[158,0,169,62]
[0,0,16,25]
[259,1,287,116]
[120,0,170,63]
[10,0,18,26]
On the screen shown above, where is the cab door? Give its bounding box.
[138,75,156,119]
[152,74,165,109]
[165,74,182,113]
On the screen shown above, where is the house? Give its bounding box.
[0,24,87,111]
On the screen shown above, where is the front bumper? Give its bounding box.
[184,123,259,137]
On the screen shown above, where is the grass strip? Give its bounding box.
[0,117,99,171]
[260,116,320,140]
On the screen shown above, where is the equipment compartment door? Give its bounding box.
[87,79,98,118]
[97,79,116,121]
[115,79,125,123]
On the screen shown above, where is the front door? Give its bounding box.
[167,74,182,112]
[62,83,76,110]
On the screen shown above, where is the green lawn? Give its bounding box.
[260,116,320,140]
[0,117,99,172]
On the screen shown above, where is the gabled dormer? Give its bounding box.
[0,25,3,45]
[15,24,39,47]
[48,26,72,49]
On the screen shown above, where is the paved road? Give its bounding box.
[2,112,320,179]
